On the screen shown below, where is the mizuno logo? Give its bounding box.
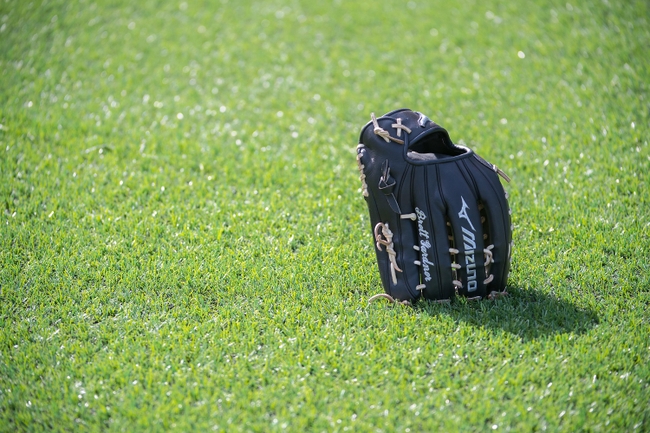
[458,197,476,231]
[458,197,477,292]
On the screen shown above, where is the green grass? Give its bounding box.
[1,0,649,431]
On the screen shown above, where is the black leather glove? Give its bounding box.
[356,109,513,303]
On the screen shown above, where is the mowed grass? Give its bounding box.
[1,0,649,431]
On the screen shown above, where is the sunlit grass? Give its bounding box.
[1,0,649,431]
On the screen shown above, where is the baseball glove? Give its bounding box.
[356,109,512,303]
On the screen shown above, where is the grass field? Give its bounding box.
[1,0,649,431]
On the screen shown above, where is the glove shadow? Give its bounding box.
[413,285,599,341]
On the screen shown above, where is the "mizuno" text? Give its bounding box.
[458,197,477,292]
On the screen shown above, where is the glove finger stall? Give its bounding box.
[406,164,455,301]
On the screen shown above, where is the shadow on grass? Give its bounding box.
[414,285,599,341]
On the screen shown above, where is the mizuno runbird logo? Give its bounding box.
[458,197,476,231]
[458,196,478,292]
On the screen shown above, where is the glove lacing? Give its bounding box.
[371,113,409,145]
[391,117,412,137]
[399,213,426,294]
[368,223,414,304]
[447,214,497,299]
[367,293,412,305]
[374,222,402,285]
[448,246,495,285]
[356,144,369,197]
